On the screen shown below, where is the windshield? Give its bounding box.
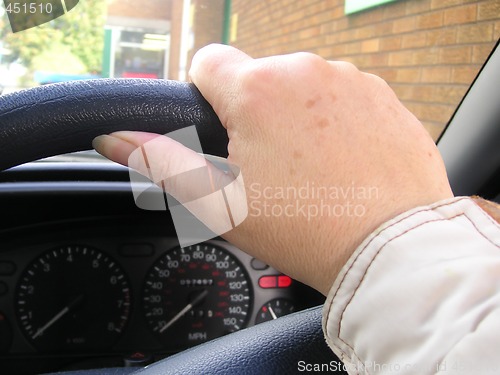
[1,0,499,161]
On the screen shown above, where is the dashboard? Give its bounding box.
[0,162,324,374]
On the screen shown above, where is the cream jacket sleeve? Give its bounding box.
[323,197,500,374]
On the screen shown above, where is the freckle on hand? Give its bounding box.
[305,95,322,109]
[317,118,330,128]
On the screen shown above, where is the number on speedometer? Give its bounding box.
[142,244,252,349]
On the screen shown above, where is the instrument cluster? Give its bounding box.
[0,236,302,364]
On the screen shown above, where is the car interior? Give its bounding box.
[1,1,500,374]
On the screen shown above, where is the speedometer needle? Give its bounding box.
[159,289,208,334]
[32,294,84,339]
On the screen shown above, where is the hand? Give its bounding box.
[93,44,453,295]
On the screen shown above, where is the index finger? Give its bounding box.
[189,44,252,126]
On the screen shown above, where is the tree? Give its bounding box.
[1,0,107,74]
[54,0,107,72]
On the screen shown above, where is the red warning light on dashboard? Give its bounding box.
[258,275,292,289]
[278,275,292,288]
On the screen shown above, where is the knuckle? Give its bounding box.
[239,62,275,91]
[292,51,327,67]
[237,63,276,111]
[286,52,332,80]
[329,60,360,77]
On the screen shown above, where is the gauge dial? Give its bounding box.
[143,244,252,349]
[16,246,131,352]
[256,298,295,324]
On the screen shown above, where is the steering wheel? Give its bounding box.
[0,79,345,374]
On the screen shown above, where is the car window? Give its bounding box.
[1,0,499,153]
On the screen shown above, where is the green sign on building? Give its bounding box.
[345,0,400,14]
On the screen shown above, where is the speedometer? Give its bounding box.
[142,244,252,349]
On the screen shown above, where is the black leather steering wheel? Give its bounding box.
[0,79,345,374]
[0,79,228,170]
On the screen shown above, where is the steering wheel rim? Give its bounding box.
[0,79,228,170]
[0,79,344,374]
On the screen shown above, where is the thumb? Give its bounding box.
[93,131,247,239]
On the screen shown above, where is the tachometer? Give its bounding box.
[142,243,252,349]
[15,246,131,352]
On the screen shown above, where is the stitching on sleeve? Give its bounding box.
[323,197,500,368]
[335,208,500,360]
[330,341,365,375]
[465,209,500,247]
[471,198,500,230]
[324,197,469,332]
[337,213,465,353]
[330,340,365,372]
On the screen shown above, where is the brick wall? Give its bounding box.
[189,0,225,63]
[107,0,171,20]
[225,0,500,139]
